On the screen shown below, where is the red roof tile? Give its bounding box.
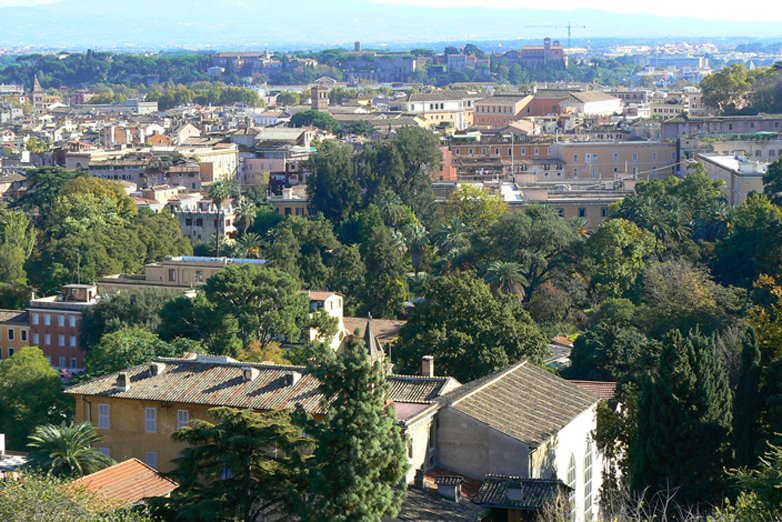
[569,380,617,401]
[70,458,178,506]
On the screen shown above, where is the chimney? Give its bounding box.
[284,370,302,386]
[116,372,130,391]
[149,362,166,376]
[414,468,425,490]
[422,355,434,377]
[242,367,260,382]
[507,480,524,502]
[436,476,463,502]
[0,433,5,457]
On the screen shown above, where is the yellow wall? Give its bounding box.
[0,324,31,360]
[74,395,215,472]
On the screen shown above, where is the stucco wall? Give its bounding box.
[436,408,531,480]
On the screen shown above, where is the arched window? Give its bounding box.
[567,454,577,522]
[584,441,593,521]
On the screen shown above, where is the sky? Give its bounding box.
[0,0,780,23]
[371,0,782,23]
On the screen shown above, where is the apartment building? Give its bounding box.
[473,94,534,128]
[0,310,30,361]
[662,114,782,140]
[505,38,568,68]
[394,91,481,130]
[549,141,677,180]
[171,199,237,245]
[28,284,98,371]
[99,256,270,294]
[696,153,767,206]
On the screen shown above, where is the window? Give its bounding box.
[45,334,51,345]
[99,447,110,457]
[585,442,594,520]
[632,152,639,161]
[567,455,577,521]
[652,152,658,161]
[7,329,13,341]
[44,314,51,326]
[32,313,39,325]
[573,154,578,162]
[33,333,39,345]
[145,407,157,433]
[601,207,609,218]
[69,316,76,328]
[58,315,65,327]
[70,335,77,348]
[145,451,158,469]
[558,208,565,218]
[578,208,586,218]
[613,153,619,161]
[168,269,176,282]
[58,334,65,347]
[196,218,203,227]
[8,348,13,357]
[185,218,192,226]
[70,357,77,369]
[21,330,27,342]
[59,356,66,368]
[98,404,110,429]
[177,410,190,429]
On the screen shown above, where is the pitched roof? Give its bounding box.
[393,487,485,522]
[65,355,455,414]
[567,91,620,104]
[440,361,599,446]
[70,458,178,506]
[0,309,28,325]
[569,380,617,401]
[344,316,406,340]
[473,475,567,511]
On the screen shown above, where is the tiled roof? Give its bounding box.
[441,361,599,446]
[473,475,567,511]
[65,355,455,413]
[307,290,339,301]
[70,458,178,506]
[393,487,485,522]
[344,316,406,340]
[567,91,620,104]
[569,380,617,401]
[0,309,28,325]
[408,90,473,103]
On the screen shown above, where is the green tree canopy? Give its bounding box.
[394,271,547,382]
[306,140,362,224]
[25,422,114,478]
[167,408,311,522]
[0,347,73,450]
[298,338,408,522]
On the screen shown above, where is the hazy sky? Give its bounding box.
[1,0,780,23]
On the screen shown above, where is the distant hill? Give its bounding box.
[0,0,780,50]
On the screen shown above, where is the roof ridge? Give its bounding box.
[438,360,529,407]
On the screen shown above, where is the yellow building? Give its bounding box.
[0,310,31,361]
[66,354,458,473]
[549,141,677,180]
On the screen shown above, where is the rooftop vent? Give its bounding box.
[116,372,130,392]
[284,370,302,386]
[436,475,463,502]
[242,367,260,382]
[149,362,166,376]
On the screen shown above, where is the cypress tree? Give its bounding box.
[299,337,408,522]
[632,330,733,506]
[734,328,763,467]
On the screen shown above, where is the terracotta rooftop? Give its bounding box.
[65,355,458,414]
[473,475,568,511]
[439,361,599,447]
[344,316,407,340]
[569,380,618,401]
[70,458,178,506]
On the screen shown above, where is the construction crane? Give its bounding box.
[517,22,587,49]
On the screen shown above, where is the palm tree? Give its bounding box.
[485,261,528,299]
[234,199,257,235]
[434,217,470,258]
[404,222,428,276]
[26,422,115,478]
[233,232,264,259]
[207,181,233,256]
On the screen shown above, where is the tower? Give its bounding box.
[311,83,329,111]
